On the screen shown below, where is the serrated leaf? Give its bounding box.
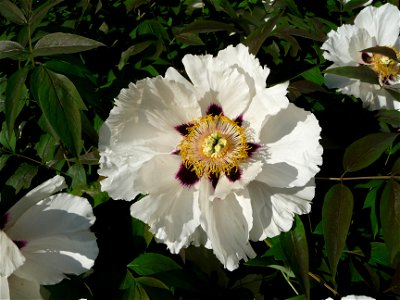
[361,46,399,62]
[5,66,30,136]
[30,66,86,156]
[343,133,398,172]
[324,65,379,85]
[280,216,310,299]
[33,32,105,57]
[380,180,400,263]
[245,15,279,55]
[0,0,27,24]
[5,163,38,194]
[128,253,182,276]
[0,41,26,60]
[322,184,354,279]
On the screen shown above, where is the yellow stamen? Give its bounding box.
[368,48,400,85]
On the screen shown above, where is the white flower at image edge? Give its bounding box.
[326,295,375,300]
[0,175,98,299]
[322,3,400,110]
[98,43,323,270]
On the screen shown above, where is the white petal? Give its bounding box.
[354,3,400,46]
[244,82,289,138]
[4,176,66,230]
[8,275,42,299]
[198,179,256,271]
[0,231,25,277]
[258,103,322,188]
[248,180,315,241]
[130,154,201,253]
[14,233,97,285]
[216,43,270,88]
[182,54,251,118]
[0,276,10,300]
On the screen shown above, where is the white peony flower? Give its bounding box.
[98,43,323,271]
[322,3,400,110]
[326,295,375,300]
[0,175,98,299]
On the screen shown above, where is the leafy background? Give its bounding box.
[1,0,400,299]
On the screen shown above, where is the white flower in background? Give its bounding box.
[340,0,372,6]
[326,295,375,300]
[98,44,322,270]
[0,175,98,299]
[322,3,400,110]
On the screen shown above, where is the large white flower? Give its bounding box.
[322,3,400,110]
[98,44,323,270]
[326,296,375,300]
[0,175,98,299]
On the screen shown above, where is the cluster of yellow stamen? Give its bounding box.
[179,114,249,178]
[366,48,400,85]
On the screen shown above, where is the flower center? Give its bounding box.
[179,114,249,178]
[363,47,400,85]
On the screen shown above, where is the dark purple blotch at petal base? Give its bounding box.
[175,123,192,136]
[226,168,241,182]
[234,114,243,127]
[176,164,199,187]
[209,173,220,189]
[13,240,27,249]
[0,213,9,230]
[246,142,261,157]
[206,103,223,116]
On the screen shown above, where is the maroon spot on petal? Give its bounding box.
[234,115,243,127]
[206,104,223,116]
[0,213,9,230]
[361,52,372,64]
[13,240,27,249]
[226,168,241,182]
[176,164,199,187]
[175,123,192,136]
[247,142,261,157]
[209,173,219,189]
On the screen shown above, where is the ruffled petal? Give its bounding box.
[0,276,10,300]
[130,154,201,253]
[182,53,251,118]
[248,180,315,241]
[8,275,42,299]
[354,3,400,46]
[0,231,25,277]
[258,103,322,188]
[5,193,97,285]
[198,179,256,271]
[4,176,66,230]
[14,232,97,285]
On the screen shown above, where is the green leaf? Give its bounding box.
[343,133,398,172]
[392,157,400,175]
[380,180,400,263]
[174,32,205,46]
[35,133,59,163]
[33,32,105,57]
[361,46,399,62]
[363,184,381,238]
[343,0,374,10]
[245,15,279,55]
[5,163,38,194]
[0,121,16,152]
[377,109,400,128]
[66,164,87,189]
[128,253,182,276]
[122,277,150,300]
[0,0,27,24]
[322,184,354,279]
[384,87,400,102]
[30,66,86,156]
[118,41,153,70]
[0,154,11,171]
[5,66,30,136]
[136,277,169,289]
[324,66,379,85]
[369,242,391,267]
[0,41,26,60]
[280,216,310,299]
[177,19,235,34]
